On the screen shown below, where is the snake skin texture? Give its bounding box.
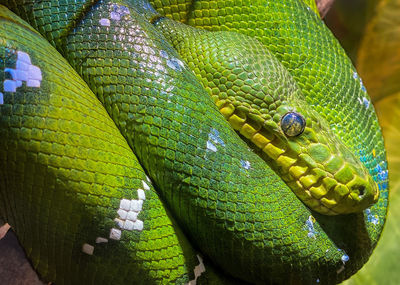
[0,6,208,284]
[0,0,389,284]
[153,16,378,215]
[149,0,389,275]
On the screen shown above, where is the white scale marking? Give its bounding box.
[206,128,226,152]
[99,18,110,26]
[206,141,217,152]
[99,4,130,26]
[126,211,138,221]
[142,181,150,190]
[95,237,108,244]
[167,58,185,71]
[2,51,42,104]
[240,159,251,170]
[305,215,317,239]
[358,97,370,108]
[82,243,94,255]
[109,181,149,240]
[110,11,121,21]
[117,209,128,219]
[109,228,122,240]
[137,189,146,200]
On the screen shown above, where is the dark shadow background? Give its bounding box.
[0,230,44,285]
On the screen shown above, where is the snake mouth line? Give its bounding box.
[216,99,379,215]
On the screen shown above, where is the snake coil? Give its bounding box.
[0,0,388,284]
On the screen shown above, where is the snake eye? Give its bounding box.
[281,112,306,137]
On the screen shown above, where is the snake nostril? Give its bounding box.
[358,186,365,199]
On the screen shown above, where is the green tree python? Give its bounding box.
[0,0,389,284]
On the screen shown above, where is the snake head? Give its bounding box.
[217,93,379,215]
[267,104,380,215]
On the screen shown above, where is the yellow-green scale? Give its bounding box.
[151,0,193,22]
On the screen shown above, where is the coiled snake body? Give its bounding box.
[0,0,389,284]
